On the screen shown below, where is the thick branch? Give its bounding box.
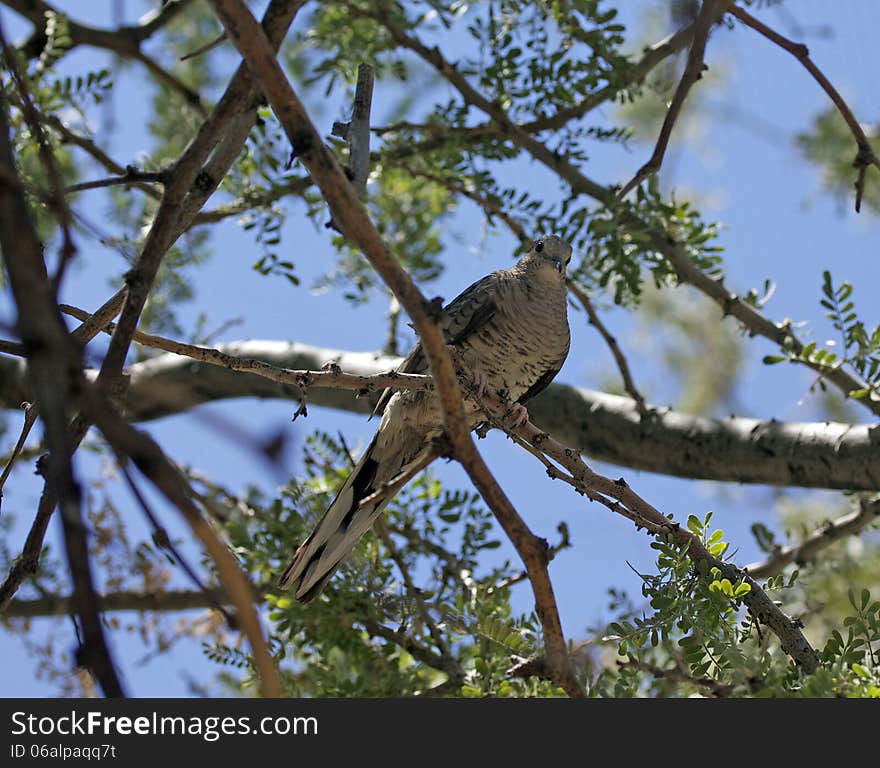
[5,340,878,491]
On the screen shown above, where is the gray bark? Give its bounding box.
[2,340,879,490]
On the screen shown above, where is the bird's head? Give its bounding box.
[519,234,572,279]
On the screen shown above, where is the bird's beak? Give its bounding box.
[552,256,564,273]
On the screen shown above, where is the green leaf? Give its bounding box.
[686,514,703,535]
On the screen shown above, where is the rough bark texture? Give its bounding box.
[4,340,878,490]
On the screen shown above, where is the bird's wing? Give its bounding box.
[371,272,501,417]
[516,355,565,404]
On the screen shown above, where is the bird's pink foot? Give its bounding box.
[471,369,490,398]
[505,403,529,429]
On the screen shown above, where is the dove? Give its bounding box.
[279,235,572,602]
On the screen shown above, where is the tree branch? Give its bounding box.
[1,587,463,688]
[1,22,75,281]
[42,114,163,202]
[726,2,880,212]
[617,0,721,199]
[3,588,237,618]
[472,386,819,672]
[4,0,204,114]
[371,17,699,162]
[65,166,169,194]
[618,657,732,697]
[744,497,880,579]
[566,280,649,417]
[0,402,36,500]
[6,338,878,491]
[60,302,434,397]
[81,384,283,698]
[331,63,374,201]
[0,92,125,697]
[207,0,583,697]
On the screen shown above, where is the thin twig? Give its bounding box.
[66,167,169,194]
[618,657,733,697]
[0,92,125,697]
[83,384,283,698]
[180,32,227,61]
[61,302,434,395]
[617,0,721,200]
[0,402,36,498]
[566,280,649,417]
[0,22,76,284]
[43,114,163,202]
[490,523,572,593]
[384,293,401,356]
[745,497,880,579]
[726,2,880,212]
[394,164,529,243]
[472,383,820,673]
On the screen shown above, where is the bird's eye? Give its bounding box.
[534,241,544,252]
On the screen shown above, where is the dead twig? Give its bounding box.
[617,0,721,199]
[566,280,649,417]
[83,384,283,698]
[0,402,36,500]
[65,166,169,194]
[0,90,125,697]
[330,63,375,200]
[745,497,880,579]
[725,1,880,212]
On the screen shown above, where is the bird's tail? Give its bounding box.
[278,434,435,603]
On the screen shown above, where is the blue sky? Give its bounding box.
[1,1,878,696]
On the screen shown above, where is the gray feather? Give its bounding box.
[280,235,573,603]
